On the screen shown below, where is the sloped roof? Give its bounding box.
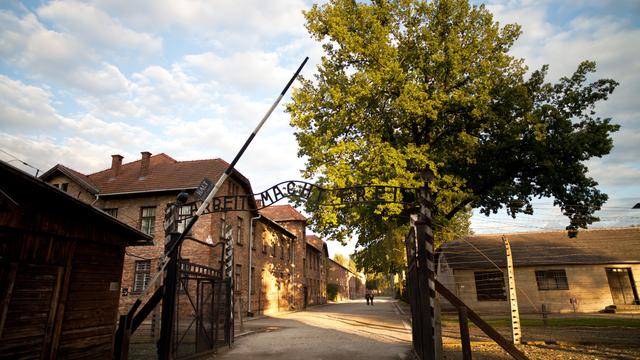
[260,204,307,222]
[39,164,99,194]
[41,153,255,200]
[88,153,252,195]
[440,228,640,270]
[1,160,152,246]
[306,234,329,256]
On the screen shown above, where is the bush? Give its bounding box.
[327,283,339,301]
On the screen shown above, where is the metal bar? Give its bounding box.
[458,307,472,360]
[131,285,164,332]
[165,57,309,260]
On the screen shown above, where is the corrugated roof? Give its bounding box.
[440,228,640,270]
[260,204,307,222]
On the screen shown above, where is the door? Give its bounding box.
[606,268,639,305]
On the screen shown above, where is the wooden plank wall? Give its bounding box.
[0,232,125,359]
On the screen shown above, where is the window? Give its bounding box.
[262,234,267,253]
[289,240,294,262]
[228,181,239,196]
[52,183,59,188]
[220,214,226,239]
[474,271,506,301]
[250,267,256,295]
[104,208,118,218]
[271,239,276,257]
[60,183,69,192]
[134,260,152,293]
[280,239,284,260]
[177,205,192,234]
[140,207,156,236]
[237,217,244,245]
[235,264,242,293]
[303,258,307,277]
[536,270,569,290]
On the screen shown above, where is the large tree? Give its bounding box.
[287,0,619,255]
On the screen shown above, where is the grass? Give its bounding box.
[441,316,640,328]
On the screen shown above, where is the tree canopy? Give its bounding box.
[287,0,619,261]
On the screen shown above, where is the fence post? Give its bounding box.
[458,307,472,360]
[158,200,181,360]
[416,170,437,359]
[503,236,521,344]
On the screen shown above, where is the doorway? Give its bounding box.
[605,268,639,305]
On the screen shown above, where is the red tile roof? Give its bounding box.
[259,204,307,222]
[305,234,324,251]
[86,153,252,196]
[41,153,254,198]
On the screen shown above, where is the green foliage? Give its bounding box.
[288,0,619,260]
[327,283,339,301]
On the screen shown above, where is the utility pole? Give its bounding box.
[503,236,521,344]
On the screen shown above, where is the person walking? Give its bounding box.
[365,289,372,305]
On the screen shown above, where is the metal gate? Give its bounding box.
[175,261,231,358]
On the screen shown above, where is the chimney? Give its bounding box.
[140,151,151,177]
[111,154,123,177]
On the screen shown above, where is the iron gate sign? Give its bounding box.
[185,180,419,215]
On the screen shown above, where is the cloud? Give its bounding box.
[0,9,132,95]
[183,51,293,95]
[37,0,162,54]
[0,75,63,130]
[94,0,309,46]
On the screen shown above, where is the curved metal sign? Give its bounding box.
[185,180,419,216]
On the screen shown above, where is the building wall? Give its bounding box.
[272,220,307,309]
[327,260,350,301]
[441,262,640,314]
[305,245,326,305]
[46,174,95,204]
[245,219,295,315]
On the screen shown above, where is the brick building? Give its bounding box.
[40,152,354,322]
[305,235,328,305]
[258,205,310,308]
[40,152,263,315]
[327,258,365,301]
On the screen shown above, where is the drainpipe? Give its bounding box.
[248,214,261,315]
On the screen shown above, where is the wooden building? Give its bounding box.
[0,160,152,359]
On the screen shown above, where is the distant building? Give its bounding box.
[327,258,365,301]
[305,234,329,305]
[0,160,152,358]
[438,228,640,313]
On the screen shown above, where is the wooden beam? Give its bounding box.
[41,266,64,359]
[48,241,76,360]
[458,307,472,360]
[435,279,528,360]
[0,262,18,339]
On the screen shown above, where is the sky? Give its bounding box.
[1,0,638,259]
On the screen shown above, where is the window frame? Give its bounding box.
[535,269,569,290]
[140,206,156,236]
[235,264,242,293]
[474,270,507,301]
[103,208,118,218]
[236,216,244,245]
[133,260,152,293]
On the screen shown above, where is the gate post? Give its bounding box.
[416,171,437,359]
[158,199,182,360]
